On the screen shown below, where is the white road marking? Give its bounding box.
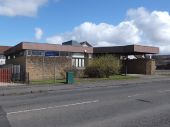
[158,90,164,93]
[164,90,170,92]
[128,94,144,98]
[7,100,99,115]
[157,89,170,93]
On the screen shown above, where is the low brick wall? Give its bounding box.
[26,56,72,81]
[124,59,156,75]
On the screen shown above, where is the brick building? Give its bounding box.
[0,40,159,82]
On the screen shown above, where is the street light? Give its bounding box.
[123,56,128,76]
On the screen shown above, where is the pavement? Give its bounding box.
[0,74,170,96]
[1,78,170,127]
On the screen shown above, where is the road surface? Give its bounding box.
[1,80,170,127]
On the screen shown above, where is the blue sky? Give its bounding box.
[0,0,170,54]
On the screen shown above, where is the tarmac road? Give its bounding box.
[1,80,170,127]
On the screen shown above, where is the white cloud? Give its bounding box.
[127,7,170,46]
[46,36,64,44]
[46,7,170,54]
[47,21,141,46]
[35,27,43,40]
[0,0,48,17]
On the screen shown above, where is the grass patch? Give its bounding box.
[76,75,138,83]
[30,75,138,85]
[30,79,65,85]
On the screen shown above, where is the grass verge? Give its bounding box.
[76,75,139,83]
[30,75,138,85]
[30,79,65,85]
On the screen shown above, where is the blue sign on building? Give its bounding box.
[45,51,59,56]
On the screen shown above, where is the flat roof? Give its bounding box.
[93,45,159,55]
[4,42,93,55]
[3,42,159,55]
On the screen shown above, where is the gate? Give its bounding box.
[12,65,21,81]
[0,65,29,83]
[0,68,12,83]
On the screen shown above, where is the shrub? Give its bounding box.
[84,55,122,78]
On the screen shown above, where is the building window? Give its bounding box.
[82,59,84,67]
[0,55,5,59]
[60,51,71,57]
[78,59,81,67]
[32,50,44,56]
[72,58,85,68]
[27,50,32,56]
[75,59,78,67]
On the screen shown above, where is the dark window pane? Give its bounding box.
[32,50,44,56]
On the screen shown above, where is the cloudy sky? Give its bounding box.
[0,0,170,54]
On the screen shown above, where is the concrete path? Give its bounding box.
[0,82,23,87]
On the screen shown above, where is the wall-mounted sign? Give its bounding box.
[45,51,59,56]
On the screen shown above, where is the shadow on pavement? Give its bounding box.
[0,106,11,127]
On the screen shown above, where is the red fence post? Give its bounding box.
[4,68,6,82]
[2,69,5,82]
[7,68,12,82]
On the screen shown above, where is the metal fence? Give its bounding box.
[0,68,12,83]
[0,64,29,84]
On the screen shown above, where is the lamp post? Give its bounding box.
[84,50,87,67]
[123,56,128,76]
